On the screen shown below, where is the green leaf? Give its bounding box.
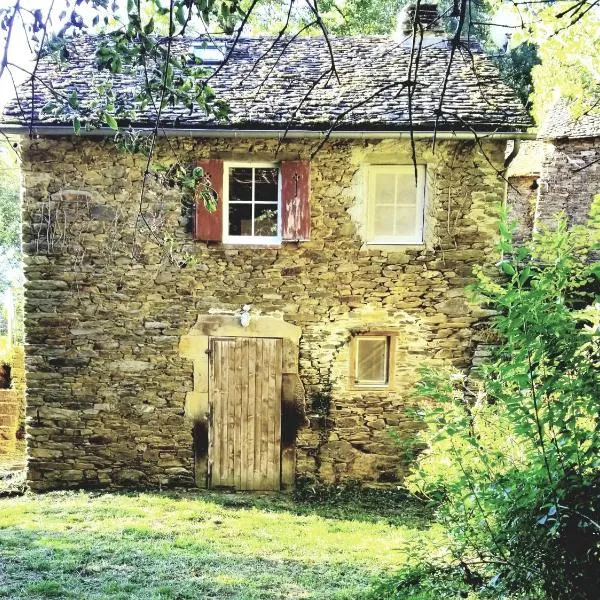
[104,114,118,130]
[144,17,154,35]
[175,4,186,26]
[499,261,516,276]
[72,117,81,134]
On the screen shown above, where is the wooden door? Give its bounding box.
[208,337,283,491]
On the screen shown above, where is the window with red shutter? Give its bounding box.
[281,160,311,242]
[194,159,311,245]
[194,159,223,242]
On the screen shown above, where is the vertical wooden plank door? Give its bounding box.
[208,337,283,491]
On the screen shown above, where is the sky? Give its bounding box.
[0,0,121,108]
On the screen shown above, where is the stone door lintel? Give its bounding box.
[179,314,302,422]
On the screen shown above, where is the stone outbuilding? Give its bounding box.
[506,140,542,245]
[505,105,600,245]
[536,104,600,229]
[1,15,532,491]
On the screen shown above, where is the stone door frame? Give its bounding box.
[179,313,303,489]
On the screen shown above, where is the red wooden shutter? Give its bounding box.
[194,159,224,242]
[281,160,311,242]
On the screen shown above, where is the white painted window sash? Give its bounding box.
[223,161,282,245]
[366,164,426,245]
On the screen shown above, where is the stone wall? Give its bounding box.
[21,136,506,491]
[0,390,20,454]
[507,175,538,245]
[0,345,26,455]
[537,137,600,228]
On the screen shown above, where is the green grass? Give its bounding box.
[0,489,444,599]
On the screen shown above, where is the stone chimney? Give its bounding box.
[401,3,445,37]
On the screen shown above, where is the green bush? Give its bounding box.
[405,207,600,599]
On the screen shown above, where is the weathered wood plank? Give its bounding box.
[225,339,235,487]
[266,338,276,490]
[253,338,263,490]
[234,338,242,490]
[240,338,249,490]
[220,339,229,487]
[260,338,270,490]
[273,339,283,490]
[209,339,219,487]
[246,338,256,490]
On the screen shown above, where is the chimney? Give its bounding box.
[401,3,444,37]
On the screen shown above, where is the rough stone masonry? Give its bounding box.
[21,135,506,491]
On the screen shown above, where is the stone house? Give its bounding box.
[2,14,531,491]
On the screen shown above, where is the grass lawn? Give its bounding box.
[0,489,444,599]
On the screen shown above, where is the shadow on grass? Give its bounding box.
[143,487,434,528]
[0,520,386,600]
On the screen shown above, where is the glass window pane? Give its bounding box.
[229,203,253,236]
[374,172,396,205]
[229,168,252,203]
[356,337,388,384]
[254,204,278,237]
[254,168,279,203]
[394,205,418,237]
[373,205,395,237]
[395,172,419,205]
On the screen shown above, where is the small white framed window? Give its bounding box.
[367,165,426,245]
[351,335,393,388]
[223,162,281,244]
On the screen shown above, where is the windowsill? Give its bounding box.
[360,243,427,252]
[218,243,282,250]
[350,384,394,392]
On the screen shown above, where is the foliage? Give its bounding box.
[364,564,483,599]
[248,0,406,35]
[521,3,600,123]
[0,144,21,295]
[406,205,600,599]
[495,42,540,114]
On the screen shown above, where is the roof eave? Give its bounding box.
[0,124,537,140]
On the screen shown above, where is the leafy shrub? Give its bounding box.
[405,208,600,599]
[364,565,475,600]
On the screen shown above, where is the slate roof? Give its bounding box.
[539,101,600,139]
[2,35,531,133]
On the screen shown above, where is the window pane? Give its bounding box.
[394,205,418,237]
[229,203,253,236]
[229,168,252,203]
[374,172,396,204]
[356,337,388,384]
[373,205,395,237]
[254,168,279,203]
[395,172,420,205]
[254,204,278,237]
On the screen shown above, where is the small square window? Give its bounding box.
[351,335,393,387]
[224,164,281,244]
[367,165,426,245]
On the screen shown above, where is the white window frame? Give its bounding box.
[366,164,426,245]
[223,161,282,245]
[354,335,390,387]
